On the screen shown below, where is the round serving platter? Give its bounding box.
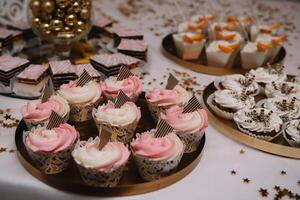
[162,33,286,76]
[15,93,205,196]
[202,82,300,159]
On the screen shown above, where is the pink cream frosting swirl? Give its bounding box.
[72,137,130,171]
[131,131,184,161]
[145,85,190,107]
[101,76,142,100]
[161,106,208,134]
[25,123,78,153]
[21,95,69,122]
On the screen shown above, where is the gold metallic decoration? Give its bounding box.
[42,23,51,35]
[64,26,71,32]
[65,14,77,26]
[77,20,85,29]
[72,1,81,13]
[56,0,70,8]
[33,17,41,26]
[30,0,40,15]
[80,8,90,20]
[42,0,55,13]
[56,9,65,18]
[50,19,63,31]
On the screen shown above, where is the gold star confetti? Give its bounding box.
[243,178,250,183]
[259,188,269,197]
[281,170,287,175]
[240,149,245,154]
[230,170,236,175]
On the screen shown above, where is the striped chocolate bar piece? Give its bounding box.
[115,90,130,108]
[117,65,134,81]
[183,96,202,113]
[154,119,174,138]
[76,69,93,87]
[46,111,64,129]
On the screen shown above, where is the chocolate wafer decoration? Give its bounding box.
[76,69,93,87]
[166,73,179,90]
[46,111,64,129]
[183,96,202,113]
[115,90,130,108]
[98,127,112,150]
[41,83,52,103]
[154,119,174,138]
[117,65,134,81]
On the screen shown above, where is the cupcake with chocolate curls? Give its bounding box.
[265,81,300,100]
[283,119,300,147]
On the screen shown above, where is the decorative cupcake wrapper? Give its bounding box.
[23,111,70,130]
[25,144,75,174]
[93,114,139,143]
[207,94,235,120]
[177,132,203,153]
[69,97,104,122]
[146,100,172,122]
[76,163,125,187]
[281,124,300,148]
[132,150,184,181]
[236,123,282,142]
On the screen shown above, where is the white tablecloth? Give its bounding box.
[0,0,300,199]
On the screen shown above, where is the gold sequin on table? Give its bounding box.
[0,109,20,128]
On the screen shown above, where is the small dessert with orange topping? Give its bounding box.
[190,14,214,24]
[206,41,240,67]
[250,23,280,41]
[172,32,206,60]
[215,30,244,45]
[178,22,205,33]
[241,41,272,69]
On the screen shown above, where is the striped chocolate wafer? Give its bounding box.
[115,90,130,108]
[117,65,134,81]
[98,127,112,150]
[183,96,202,113]
[76,69,93,87]
[165,73,179,89]
[46,111,64,129]
[41,83,52,103]
[154,119,174,138]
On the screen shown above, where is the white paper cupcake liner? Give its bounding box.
[132,150,184,181]
[76,163,126,187]
[177,131,204,153]
[207,94,235,120]
[236,123,282,142]
[69,97,104,122]
[282,123,300,148]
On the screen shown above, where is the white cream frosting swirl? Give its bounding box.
[93,101,141,127]
[213,89,255,111]
[265,81,300,100]
[262,97,300,120]
[285,120,300,142]
[220,74,259,95]
[233,108,283,133]
[58,80,102,104]
[249,67,286,84]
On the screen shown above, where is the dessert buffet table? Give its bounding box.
[1,0,300,199]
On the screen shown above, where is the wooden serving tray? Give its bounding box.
[15,93,205,196]
[202,83,300,159]
[162,33,286,75]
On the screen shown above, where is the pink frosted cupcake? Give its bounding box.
[93,101,141,143]
[101,75,142,102]
[21,95,70,130]
[131,130,184,181]
[72,137,130,187]
[24,123,78,174]
[161,105,208,153]
[58,80,103,122]
[145,85,191,121]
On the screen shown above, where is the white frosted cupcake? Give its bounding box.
[24,123,78,174]
[207,89,255,119]
[58,80,103,122]
[249,66,287,87]
[130,130,184,181]
[93,101,141,143]
[214,74,259,96]
[265,81,300,100]
[283,120,300,147]
[261,97,300,122]
[145,85,191,121]
[21,95,70,130]
[233,108,283,141]
[161,105,208,153]
[206,40,240,67]
[72,137,130,187]
[172,32,206,60]
[241,41,272,69]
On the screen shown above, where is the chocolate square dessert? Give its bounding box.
[49,60,77,89]
[117,39,148,61]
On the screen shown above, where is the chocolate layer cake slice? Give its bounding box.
[0,55,30,86]
[117,39,148,61]
[74,63,101,82]
[49,60,77,89]
[0,27,22,50]
[13,64,49,96]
